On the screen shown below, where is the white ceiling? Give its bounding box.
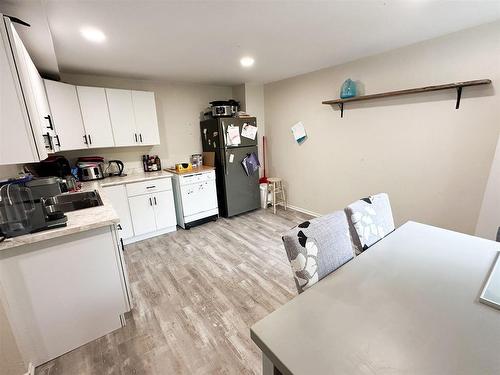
[29,1,500,85]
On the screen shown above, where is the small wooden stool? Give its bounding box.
[267,177,287,214]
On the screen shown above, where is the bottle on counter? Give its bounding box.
[142,155,148,172]
[155,156,161,170]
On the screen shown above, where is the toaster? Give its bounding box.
[78,163,105,181]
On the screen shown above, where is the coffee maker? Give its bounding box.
[0,177,67,239]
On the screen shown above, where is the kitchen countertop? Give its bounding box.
[0,171,173,252]
[100,170,172,187]
[164,166,215,175]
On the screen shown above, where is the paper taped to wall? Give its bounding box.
[291,122,307,144]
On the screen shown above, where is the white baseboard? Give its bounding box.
[123,226,177,245]
[286,204,321,218]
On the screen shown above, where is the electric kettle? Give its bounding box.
[106,160,125,177]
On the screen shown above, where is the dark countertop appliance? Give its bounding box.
[200,117,259,217]
[0,178,67,238]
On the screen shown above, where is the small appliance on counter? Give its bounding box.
[0,178,67,239]
[142,155,161,172]
[106,160,125,177]
[175,163,192,173]
[77,156,105,181]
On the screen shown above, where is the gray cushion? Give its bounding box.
[282,211,354,293]
[345,193,395,254]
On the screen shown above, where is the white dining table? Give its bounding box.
[251,221,500,375]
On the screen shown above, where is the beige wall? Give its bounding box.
[264,21,500,234]
[58,73,232,170]
[476,131,500,240]
[231,83,266,176]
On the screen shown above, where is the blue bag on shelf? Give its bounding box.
[340,78,357,99]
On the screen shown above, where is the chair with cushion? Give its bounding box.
[345,193,395,255]
[282,211,354,294]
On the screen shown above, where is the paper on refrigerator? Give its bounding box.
[291,121,307,144]
[226,125,241,146]
[241,123,257,140]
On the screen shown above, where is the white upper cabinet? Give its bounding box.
[132,90,160,145]
[0,15,48,164]
[106,88,136,147]
[44,80,87,151]
[76,86,115,148]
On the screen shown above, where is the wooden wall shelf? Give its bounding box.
[322,79,492,118]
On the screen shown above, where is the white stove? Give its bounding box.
[171,169,218,229]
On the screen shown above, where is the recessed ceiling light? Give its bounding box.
[240,56,255,68]
[80,27,106,43]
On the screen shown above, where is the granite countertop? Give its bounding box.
[100,170,172,187]
[0,171,173,251]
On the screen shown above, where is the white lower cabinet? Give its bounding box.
[128,194,157,236]
[0,226,130,366]
[103,177,177,244]
[153,190,177,230]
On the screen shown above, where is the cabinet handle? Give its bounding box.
[44,115,53,130]
[146,185,156,189]
[44,132,53,150]
[88,134,92,145]
[149,197,152,206]
[139,133,143,143]
[83,135,88,144]
[154,197,157,205]
[54,135,61,147]
[134,133,138,142]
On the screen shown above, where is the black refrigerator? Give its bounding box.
[200,117,260,217]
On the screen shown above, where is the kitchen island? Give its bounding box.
[0,174,170,368]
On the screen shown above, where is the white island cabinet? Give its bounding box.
[0,225,131,367]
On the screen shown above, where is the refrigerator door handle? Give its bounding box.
[224,147,228,175]
[222,122,226,148]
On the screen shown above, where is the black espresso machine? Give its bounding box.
[0,176,67,239]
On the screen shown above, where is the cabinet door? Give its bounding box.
[102,185,134,240]
[105,88,137,147]
[153,190,176,230]
[128,194,156,236]
[24,50,58,152]
[77,86,115,148]
[44,80,87,151]
[0,17,42,164]
[132,90,160,145]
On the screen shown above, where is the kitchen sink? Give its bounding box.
[44,190,103,213]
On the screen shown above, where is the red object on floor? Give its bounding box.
[259,135,268,184]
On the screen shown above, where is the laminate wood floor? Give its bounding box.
[36,207,311,375]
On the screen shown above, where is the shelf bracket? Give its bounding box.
[338,103,344,118]
[456,87,462,109]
